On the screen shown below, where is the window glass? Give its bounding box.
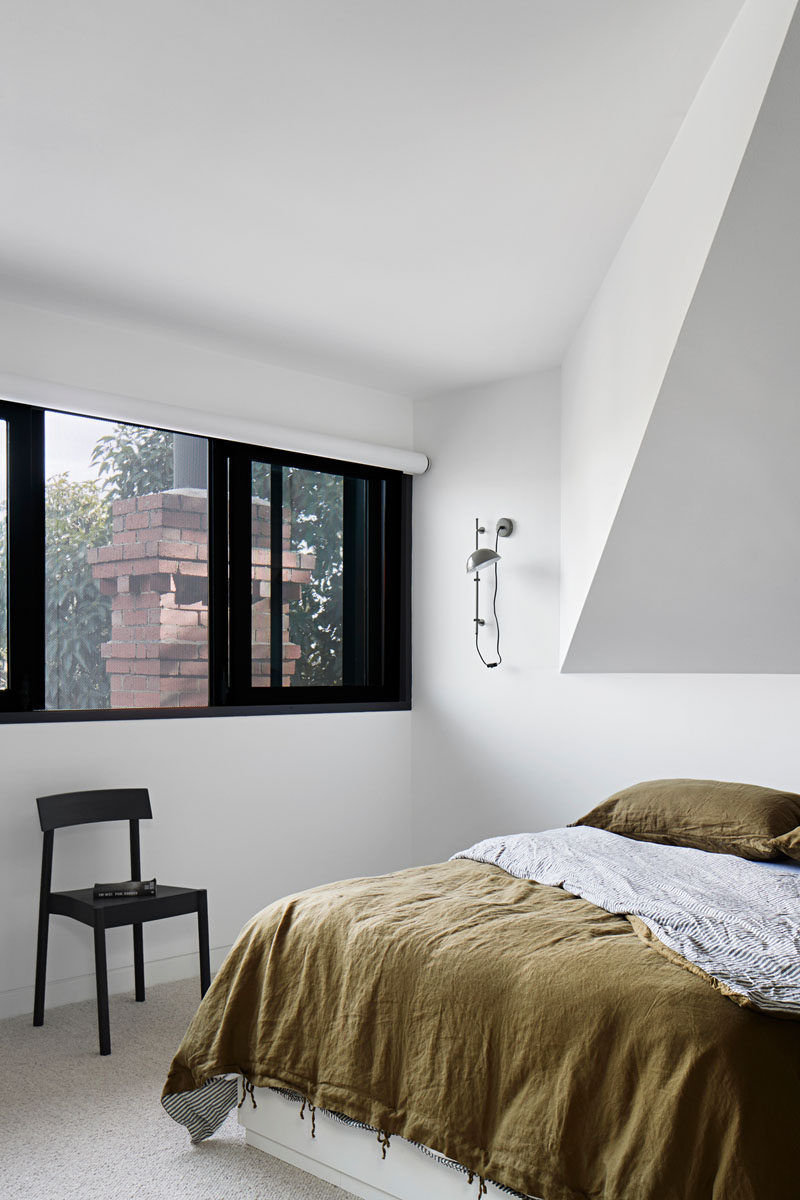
[249,463,344,688]
[0,420,7,689]
[251,462,272,688]
[285,466,343,687]
[44,413,209,710]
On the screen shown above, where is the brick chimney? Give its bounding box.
[88,491,313,707]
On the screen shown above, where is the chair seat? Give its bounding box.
[50,884,204,929]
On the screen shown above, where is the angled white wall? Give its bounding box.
[561,0,798,665]
[564,1,800,671]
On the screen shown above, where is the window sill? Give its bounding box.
[0,699,411,724]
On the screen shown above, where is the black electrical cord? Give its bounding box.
[475,531,502,668]
[491,530,502,666]
[475,621,493,668]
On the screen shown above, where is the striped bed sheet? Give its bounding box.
[453,824,800,1017]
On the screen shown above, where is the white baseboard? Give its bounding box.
[0,944,231,1020]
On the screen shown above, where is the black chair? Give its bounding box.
[34,788,210,1055]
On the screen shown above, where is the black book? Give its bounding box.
[93,878,157,900]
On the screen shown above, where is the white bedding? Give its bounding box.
[453,825,800,1017]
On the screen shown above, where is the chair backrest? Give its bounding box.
[36,789,152,832]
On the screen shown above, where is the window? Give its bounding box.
[0,400,410,719]
[0,419,8,691]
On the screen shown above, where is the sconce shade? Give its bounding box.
[466,547,501,574]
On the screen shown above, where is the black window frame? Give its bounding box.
[0,399,411,722]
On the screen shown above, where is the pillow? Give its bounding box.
[771,827,800,863]
[572,778,800,861]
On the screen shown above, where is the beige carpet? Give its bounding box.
[0,976,355,1200]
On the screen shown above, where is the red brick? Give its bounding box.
[148,510,174,528]
[122,610,149,626]
[104,659,134,674]
[91,562,119,579]
[125,512,151,529]
[157,541,198,560]
[112,498,137,515]
[98,579,117,596]
[155,642,198,660]
[102,642,136,658]
[162,609,198,626]
[176,561,207,577]
[126,558,179,575]
[178,512,207,530]
[176,625,207,642]
[137,494,164,510]
[162,493,206,513]
[179,661,208,676]
[284,643,301,660]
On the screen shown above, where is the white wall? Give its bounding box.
[564,1,800,673]
[0,299,414,1018]
[411,371,800,864]
[560,0,798,664]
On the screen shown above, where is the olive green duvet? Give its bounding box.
[163,859,800,1199]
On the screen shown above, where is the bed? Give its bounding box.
[162,779,800,1200]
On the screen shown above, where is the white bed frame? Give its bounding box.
[238,1086,529,1200]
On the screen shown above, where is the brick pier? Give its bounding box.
[88,490,314,707]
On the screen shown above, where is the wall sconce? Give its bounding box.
[466,517,513,668]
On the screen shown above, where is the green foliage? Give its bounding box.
[44,474,112,709]
[252,464,344,686]
[286,469,343,686]
[91,424,173,498]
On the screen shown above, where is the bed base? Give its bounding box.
[238,1086,530,1200]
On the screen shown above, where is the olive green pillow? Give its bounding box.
[771,827,800,863]
[573,778,800,861]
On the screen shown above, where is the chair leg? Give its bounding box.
[93,914,111,1056]
[133,924,145,1002]
[33,906,50,1027]
[197,891,211,997]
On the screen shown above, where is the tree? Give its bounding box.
[285,468,343,685]
[91,424,174,498]
[252,463,344,685]
[45,474,112,709]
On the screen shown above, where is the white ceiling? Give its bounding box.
[0,0,745,398]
